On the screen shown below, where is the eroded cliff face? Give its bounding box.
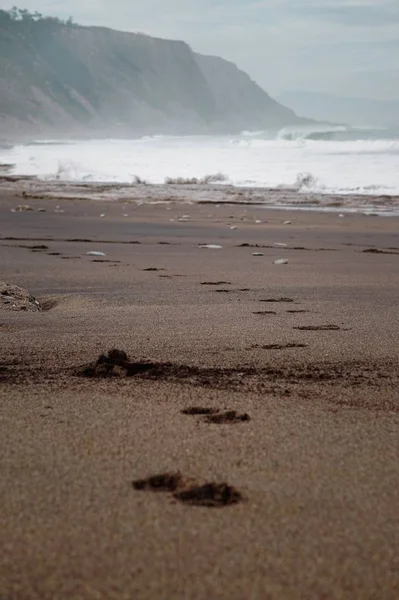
[195,53,297,131]
[0,16,301,138]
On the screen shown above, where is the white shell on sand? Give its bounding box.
[274,258,289,265]
[199,244,223,249]
[87,251,106,257]
[283,220,291,225]
[274,242,287,247]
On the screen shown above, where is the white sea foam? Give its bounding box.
[2,127,399,210]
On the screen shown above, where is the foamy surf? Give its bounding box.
[1,126,399,212]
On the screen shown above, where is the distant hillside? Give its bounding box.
[0,8,303,138]
[278,90,399,128]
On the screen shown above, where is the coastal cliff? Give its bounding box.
[0,9,302,137]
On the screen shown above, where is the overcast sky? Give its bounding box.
[2,0,398,100]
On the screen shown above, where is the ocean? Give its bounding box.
[2,124,399,213]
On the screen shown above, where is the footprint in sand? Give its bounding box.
[133,472,185,493]
[133,473,243,507]
[205,411,250,424]
[181,407,219,416]
[174,483,243,507]
[182,407,250,424]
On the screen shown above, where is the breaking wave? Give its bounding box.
[277,124,399,144]
[2,130,399,207]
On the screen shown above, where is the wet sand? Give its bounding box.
[1,190,399,599]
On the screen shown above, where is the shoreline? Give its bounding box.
[2,177,399,216]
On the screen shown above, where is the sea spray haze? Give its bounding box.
[2,125,399,208]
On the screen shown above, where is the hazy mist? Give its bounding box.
[2,0,398,101]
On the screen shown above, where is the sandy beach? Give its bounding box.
[1,186,399,599]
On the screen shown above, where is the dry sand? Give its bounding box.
[1,189,399,599]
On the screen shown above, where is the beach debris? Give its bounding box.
[205,410,250,424]
[100,213,106,218]
[174,483,243,507]
[38,208,46,212]
[260,297,294,303]
[13,204,33,212]
[78,348,130,377]
[78,348,152,378]
[339,214,344,218]
[362,248,399,255]
[255,220,262,224]
[133,472,185,493]
[274,258,289,265]
[199,244,223,249]
[201,281,231,286]
[230,226,238,230]
[123,214,128,217]
[30,245,49,252]
[249,343,307,350]
[274,242,287,247]
[294,324,344,331]
[283,220,291,225]
[0,281,41,312]
[86,251,106,257]
[252,252,264,256]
